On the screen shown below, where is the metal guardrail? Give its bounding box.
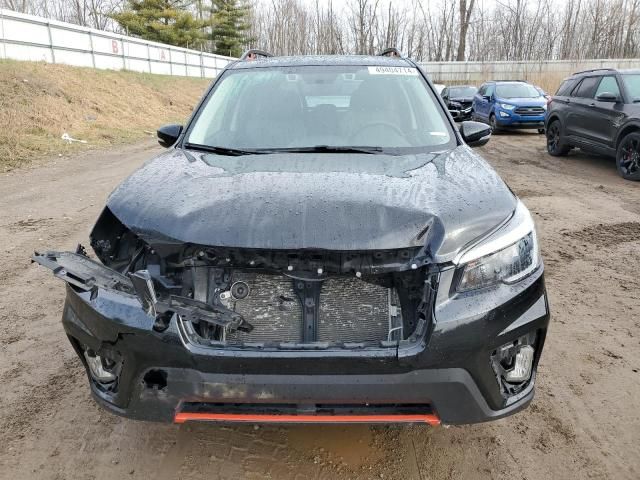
[0,8,236,78]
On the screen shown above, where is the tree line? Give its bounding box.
[4,0,640,61]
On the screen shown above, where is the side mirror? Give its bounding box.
[460,121,491,147]
[595,92,619,103]
[157,124,183,148]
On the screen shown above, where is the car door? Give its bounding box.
[473,83,489,121]
[473,84,487,119]
[565,76,600,141]
[587,75,626,150]
[476,83,494,121]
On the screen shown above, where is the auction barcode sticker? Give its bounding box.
[368,66,419,75]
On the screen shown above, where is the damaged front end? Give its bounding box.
[34,208,438,353]
[33,203,548,425]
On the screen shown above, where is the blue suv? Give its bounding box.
[473,81,547,133]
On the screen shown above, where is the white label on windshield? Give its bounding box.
[368,66,419,76]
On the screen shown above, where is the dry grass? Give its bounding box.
[0,60,210,171]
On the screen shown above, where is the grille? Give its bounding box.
[514,106,545,116]
[222,272,400,345]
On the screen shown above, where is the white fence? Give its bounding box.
[420,59,640,84]
[0,9,234,78]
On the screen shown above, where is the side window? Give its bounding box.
[441,88,448,98]
[556,79,575,96]
[478,84,486,96]
[485,84,495,98]
[595,76,621,98]
[573,76,600,98]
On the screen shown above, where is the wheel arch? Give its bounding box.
[545,113,562,130]
[616,122,640,148]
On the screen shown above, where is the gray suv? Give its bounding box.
[545,68,640,180]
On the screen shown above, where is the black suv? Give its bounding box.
[33,50,549,426]
[441,85,477,121]
[546,68,640,180]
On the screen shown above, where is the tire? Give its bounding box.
[489,114,499,134]
[546,120,570,156]
[616,132,640,181]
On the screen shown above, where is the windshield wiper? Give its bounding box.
[261,145,385,154]
[183,143,267,156]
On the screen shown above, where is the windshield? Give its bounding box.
[622,74,640,102]
[495,83,540,99]
[449,86,477,97]
[186,65,456,154]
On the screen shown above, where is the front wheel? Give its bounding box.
[616,132,640,181]
[489,114,499,134]
[546,120,570,156]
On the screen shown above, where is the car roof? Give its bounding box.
[569,68,640,79]
[228,54,414,70]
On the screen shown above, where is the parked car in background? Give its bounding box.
[441,85,477,121]
[32,51,549,426]
[546,68,640,181]
[433,83,446,95]
[473,80,547,134]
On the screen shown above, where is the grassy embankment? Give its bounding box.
[0,60,210,171]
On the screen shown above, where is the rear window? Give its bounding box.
[572,77,600,98]
[556,79,575,96]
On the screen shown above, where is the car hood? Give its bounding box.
[105,147,516,261]
[498,97,547,106]
[450,96,474,103]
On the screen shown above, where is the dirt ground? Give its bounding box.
[1,133,639,480]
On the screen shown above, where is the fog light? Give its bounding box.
[84,350,117,383]
[499,111,510,118]
[503,345,534,382]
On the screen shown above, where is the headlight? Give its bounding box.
[500,103,516,110]
[542,104,547,110]
[455,201,541,292]
[457,231,539,292]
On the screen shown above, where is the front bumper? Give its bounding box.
[59,264,550,425]
[495,110,545,129]
[449,107,473,122]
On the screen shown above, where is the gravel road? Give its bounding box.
[1,133,639,479]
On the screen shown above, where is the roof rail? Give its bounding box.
[571,67,616,75]
[378,47,403,58]
[240,49,274,61]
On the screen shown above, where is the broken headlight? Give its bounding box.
[455,201,540,293]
